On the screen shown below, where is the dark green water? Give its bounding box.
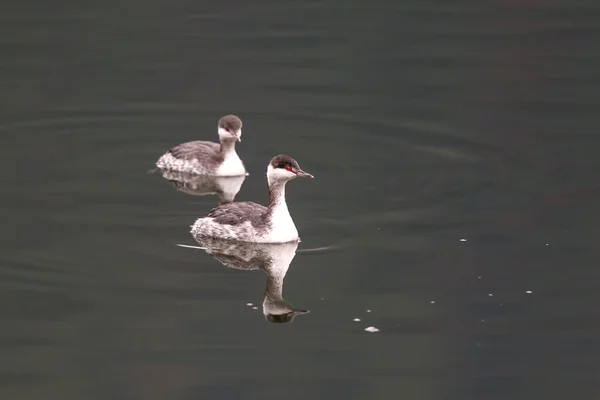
[1,1,599,399]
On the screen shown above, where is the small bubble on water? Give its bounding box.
[366,309,371,313]
[460,238,467,242]
[245,303,253,307]
[353,318,361,322]
[430,301,435,304]
[526,290,532,294]
[365,326,379,333]
[488,293,493,297]
[252,306,258,310]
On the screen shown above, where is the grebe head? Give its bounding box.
[267,154,314,186]
[217,114,243,143]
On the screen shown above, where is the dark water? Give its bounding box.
[2,1,600,399]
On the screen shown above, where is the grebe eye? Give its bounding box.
[224,128,230,133]
[285,166,293,172]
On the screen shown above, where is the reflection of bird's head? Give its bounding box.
[265,309,310,324]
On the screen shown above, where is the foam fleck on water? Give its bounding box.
[365,326,379,333]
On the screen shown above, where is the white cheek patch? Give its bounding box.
[267,165,296,183]
[218,127,233,140]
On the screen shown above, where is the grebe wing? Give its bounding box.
[205,202,267,226]
[168,140,220,160]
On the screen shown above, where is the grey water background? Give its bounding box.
[1,0,600,399]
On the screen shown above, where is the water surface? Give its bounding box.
[1,1,600,399]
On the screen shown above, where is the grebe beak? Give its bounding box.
[296,169,313,178]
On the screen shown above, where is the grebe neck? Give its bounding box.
[219,139,237,155]
[267,182,288,215]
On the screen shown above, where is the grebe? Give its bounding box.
[155,114,246,176]
[194,237,309,323]
[190,155,313,243]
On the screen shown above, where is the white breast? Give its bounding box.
[262,205,299,243]
[216,152,246,176]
